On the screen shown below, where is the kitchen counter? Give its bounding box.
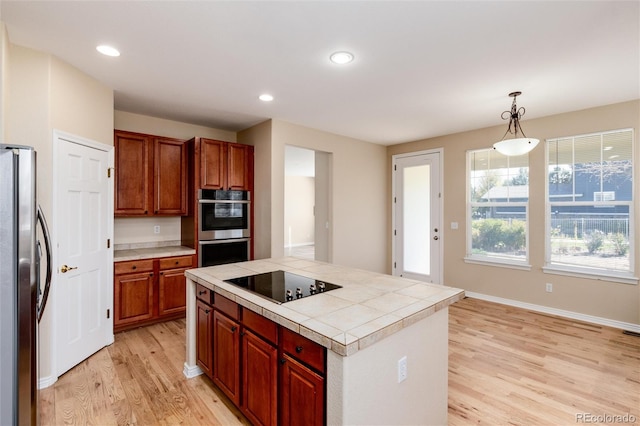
[184,257,464,425]
[114,244,195,262]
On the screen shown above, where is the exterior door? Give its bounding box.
[392,151,442,283]
[54,131,113,376]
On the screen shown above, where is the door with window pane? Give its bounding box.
[393,152,441,283]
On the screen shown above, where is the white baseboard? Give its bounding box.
[38,374,57,390]
[465,291,640,334]
[183,362,203,379]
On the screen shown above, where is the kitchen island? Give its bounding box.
[183,257,464,425]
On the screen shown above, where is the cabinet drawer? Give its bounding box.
[159,255,193,270]
[196,284,213,305]
[114,259,154,275]
[214,294,239,321]
[281,327,325,373]
[242,308,278,345]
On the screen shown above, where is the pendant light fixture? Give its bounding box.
[492,91,539,156]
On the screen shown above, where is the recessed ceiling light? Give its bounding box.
[96,45,120,57]
[329,51,354,65]
[259,94,274,102]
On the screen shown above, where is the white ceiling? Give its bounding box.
[1,1,638,145]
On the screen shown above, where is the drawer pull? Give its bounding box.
[175,260,179,265]
[280,358,286,365]
[198,290,206,295]
[296,345,303,353]
[231,326,237,333]
[205,309,211,314]
[132,265,137,270]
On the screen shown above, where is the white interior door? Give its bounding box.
[54,132,113,376]
[393,151,442,283]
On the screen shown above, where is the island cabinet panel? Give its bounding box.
[241,330,278,426]
[194,289,326,425]
[199,138,253,191]
[114,254,193,332]
[213,310,241,405]
[280,354,324,426]
[114,130,188,217]
[195,299,213,378]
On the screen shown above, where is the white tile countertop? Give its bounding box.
[185,257,464,357]
[114,242,196,262]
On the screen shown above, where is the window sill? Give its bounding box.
[464,256,532,271]
[543,265,638,285]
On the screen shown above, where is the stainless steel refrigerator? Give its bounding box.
[0,144,52,426]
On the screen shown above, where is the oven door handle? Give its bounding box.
[198,199,250,204]
[199,238,251,245]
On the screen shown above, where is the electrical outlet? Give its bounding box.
[154,225,160,234]
[546,283,553,293]
[398,356,407,383]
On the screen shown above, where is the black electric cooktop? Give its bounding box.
[224,270,342,304]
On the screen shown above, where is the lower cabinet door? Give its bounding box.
[158,267,187,316]
[213,311,241,405]
[196,300,213,378]
[242,330,278,426]
[279,354,324,426]
[114,272,154,326]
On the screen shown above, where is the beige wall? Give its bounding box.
[240,120,388,272]
[237,120,273,259]
[112,110,236,245]
[0,23,8,140]
[388,100,640,325]
[284,175,315,247]
[6,40,114,381]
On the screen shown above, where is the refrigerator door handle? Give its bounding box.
[36,204,52,323]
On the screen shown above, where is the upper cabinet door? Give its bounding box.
[227,143,253,191]
[154,137,188,215]
[200,139,227,190]
[114,131,152,216]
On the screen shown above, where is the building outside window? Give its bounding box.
[467,148,529,267]
[545,128,634,280]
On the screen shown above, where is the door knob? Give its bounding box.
[60,264,78,273]
[433,236,439,240]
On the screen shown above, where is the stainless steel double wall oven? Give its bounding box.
[198,189,250,267]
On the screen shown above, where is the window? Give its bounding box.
[466,148,529,267]
[546,129,634,279]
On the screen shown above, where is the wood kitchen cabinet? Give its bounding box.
[199,138,253,191]
[241,310,278,426]
[213,310,241,406]
[279,327,325,426]
[114,130,188,216]
[113,260,155,326]
[194,288,324,426]
[114,254,194,332]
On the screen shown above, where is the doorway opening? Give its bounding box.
[284,146,331,262]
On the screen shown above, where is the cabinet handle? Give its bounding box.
[205,309,211,314]
[150,273,153,277]
[198,290,206,295]
[160,272,164,275]
[175,261,179,265]
[155,210,158,214]
[144,210,148,214]
[279,358,286,365]
[231,326,237,333]
[295,345,303,353]
[240,331,245,336]
[132,265,137,270]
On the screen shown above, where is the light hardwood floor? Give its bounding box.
[40,298,639,425]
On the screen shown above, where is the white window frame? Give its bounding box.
[544,128,637,284]
[465,148,531,270]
